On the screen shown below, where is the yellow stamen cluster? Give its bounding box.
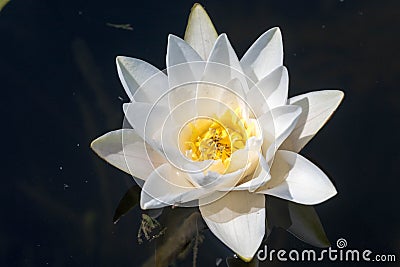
[181,110,255,169]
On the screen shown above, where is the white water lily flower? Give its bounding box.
[91,4,343,261]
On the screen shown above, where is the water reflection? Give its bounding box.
[112,181,330,266]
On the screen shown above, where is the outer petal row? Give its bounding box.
[140,150,263,209]
[246,66,289,117]
[199,191,265,261]
[257,105,302,162]
[256,150,337,205]
[140,163,198,209]
[116,56,168,103]
[281,90,344,153]
[90,129,165,180]
[241,27,283,83]
[184,3,218,60]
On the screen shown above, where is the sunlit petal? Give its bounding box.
[184,3,218,60]
[258,105,302,162]
[90,129,165,180]
[241,27,283,83]
[256,150,337,205]
[140,163,198,209]
[123,102,169,147]
[199,191,265,261]
[204,34,248,94]
[116,56,168,103]
[281,90,344,152]
[246,66,288,117]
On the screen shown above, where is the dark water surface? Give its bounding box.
[1,0,399,266]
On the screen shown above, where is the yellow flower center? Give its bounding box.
[180,109,256,170]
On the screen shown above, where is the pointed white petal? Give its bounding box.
[204,34,248,94]
[199,191,265,261]
[90,129,166,179]
[246,66,288,117]
[123,102,169,147]
[241,27,283,83]
[281,90,344,152]
[192,80,248,119]
[116,56,168,103]
[256,150,337,205]
[200,151,259,190]
[255,149,292,191]
[140,163,198,209]
[225,137,262,174]
[187,165,248,190]
[166,34,205,88]
[169,89,231,126]
[257,105,302,161]
[168,82,196,113]
[228,152,271,192]
[184,3,218,60]
[223,78,249,117]
[167,34,203,67]
[166,35,206,111]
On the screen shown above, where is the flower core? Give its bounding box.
[180,110,255,168]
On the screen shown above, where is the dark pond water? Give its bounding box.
[1,0,399,266]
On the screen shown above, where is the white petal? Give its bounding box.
[187,165,249,190]
[140,163,201,209]
[166,35,204,88]
[90,129,166,180]
[198,150,260,190]
[257,105,302,162]
[192,80,248,119]
[281,90,344,152]
[166,35,206,110]
[225,137,262,174]
[224,78,249,117]
[246,66,288,117]
[123,102,169,148]
[199,191,265,261]
[168,72,247,116]
[256,150,337,205]
[168,82,196,116]
[204,34,248,94]
[241,27,283,83]
[225,152,271,192]
[184,3,218,60]
[170,91,232,125]
[167,34,203,66]
[116,56,168,103]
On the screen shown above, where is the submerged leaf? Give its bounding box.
[113,184,141,224]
